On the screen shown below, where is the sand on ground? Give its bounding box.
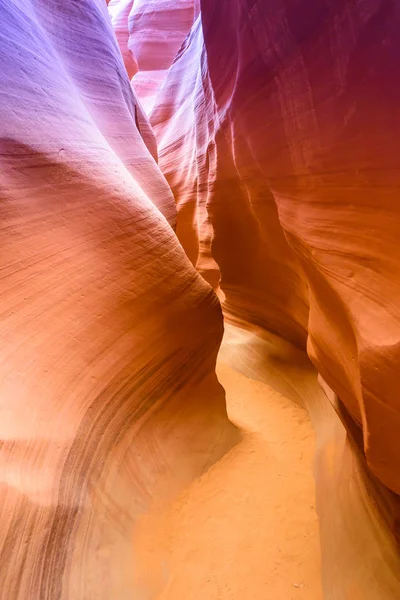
[132,352,323,600]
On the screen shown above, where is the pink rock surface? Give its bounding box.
[108,0,197,114]
[108,0,138,78]
[0,0,236,596]
[125,0,195,72]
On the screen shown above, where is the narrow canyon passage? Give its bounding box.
[133,331,323,600]
[1,0,400,598]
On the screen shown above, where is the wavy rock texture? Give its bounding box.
[151,12,310,340]
[0,0,236,597]
[108,0,197,113]
[2,0,400,598]
[111,0,400,596]
[149,0,400,501]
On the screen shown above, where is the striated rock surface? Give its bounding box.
[2,0,400,597]
[115,0,400,595]
[151,12,310,344]
[150,0,400,501]
[108,0,139,78]
[0,0,236,597]
[108,0,197,114]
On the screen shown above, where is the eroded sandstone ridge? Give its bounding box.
[0,1,236,597]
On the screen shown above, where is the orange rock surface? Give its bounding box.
[1,0,400,598]
[0,1,235,597]
[150,0,400,499]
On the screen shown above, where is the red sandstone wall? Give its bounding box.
[148,0,400,497]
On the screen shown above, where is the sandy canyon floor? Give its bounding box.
[133,329,323,600]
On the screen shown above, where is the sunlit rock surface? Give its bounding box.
[108,0,197,114]
[1,0,400,598]
[0,0,236,597]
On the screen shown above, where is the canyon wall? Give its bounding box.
[110,0,400,596]
[1,0,400,597]
[148,0,400,497]
[0,0,236,597]
[108,0,198,113]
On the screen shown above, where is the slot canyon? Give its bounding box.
[1,0,400,598]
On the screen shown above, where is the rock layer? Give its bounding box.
[148,0,400,500]
[108,0,197,114]
[1,0,400,597]
[106,0,400,594]
[0,1,236,597]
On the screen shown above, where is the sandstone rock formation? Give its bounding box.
[149,0,400,498]
[108,0,197,113]
[1,0,400,598]
[0,1,236,597]
[110,0,400,596]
